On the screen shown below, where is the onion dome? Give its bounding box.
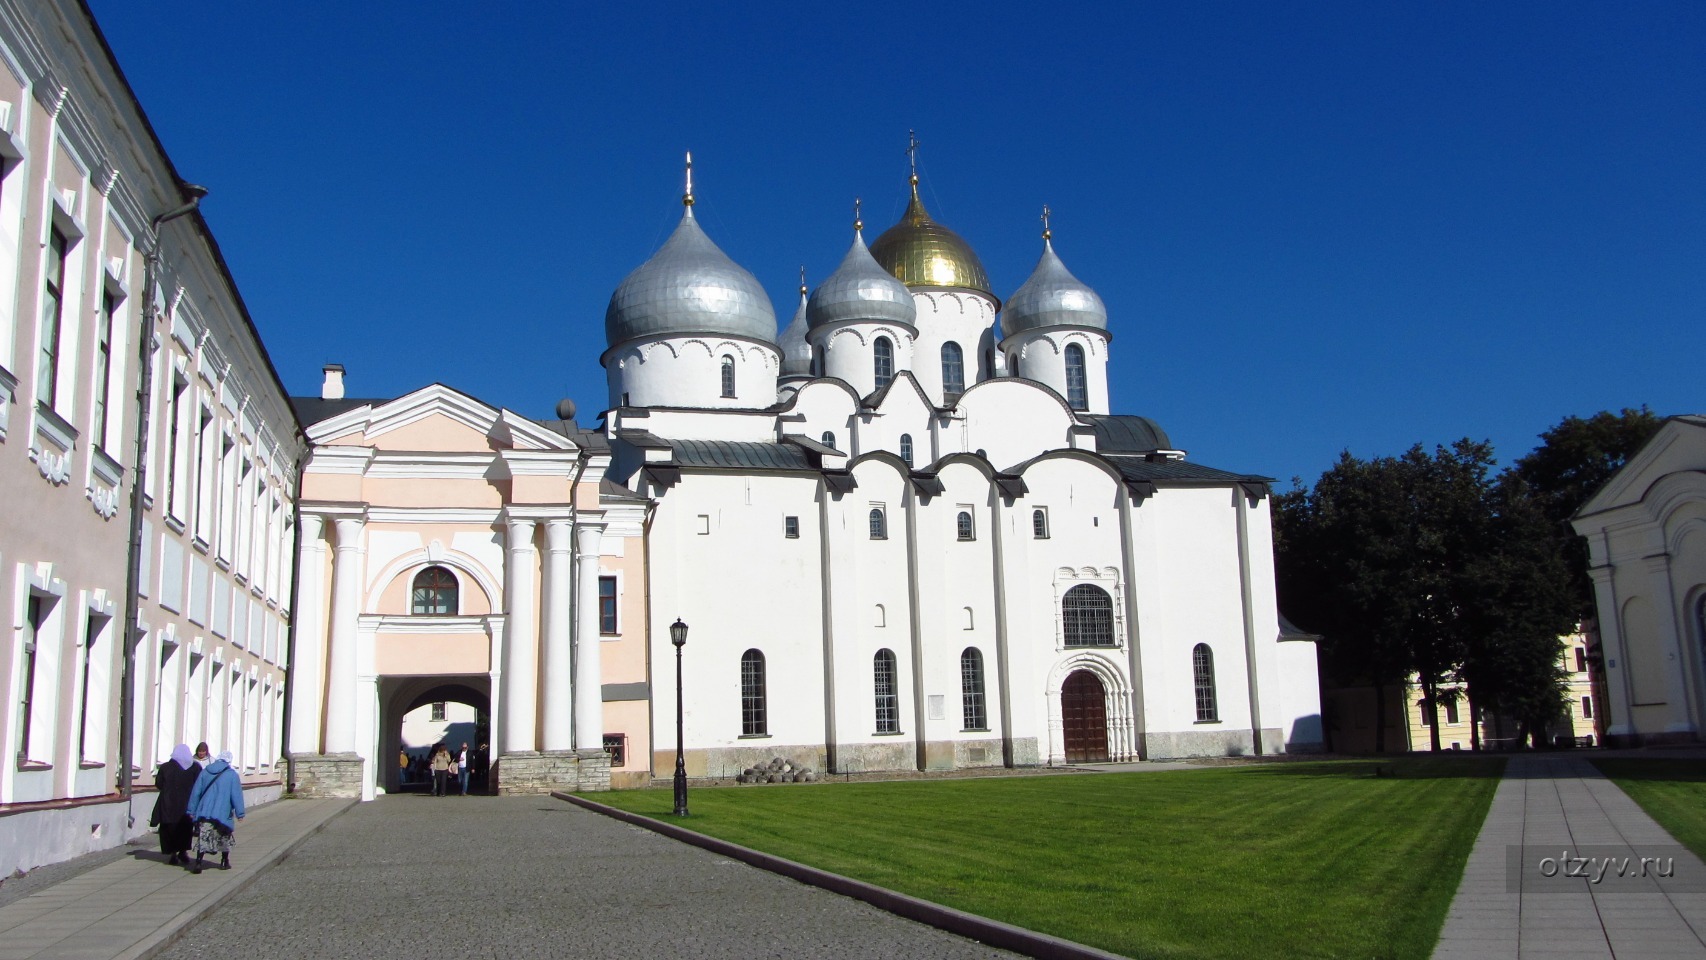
[806,212,917,330]
[605,176,776,350]
[869,179,992,297]
[1000,224,1107,338]
[779,273,813,377]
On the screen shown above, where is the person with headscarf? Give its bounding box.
[150,744,201,867]
[185,750,245,873]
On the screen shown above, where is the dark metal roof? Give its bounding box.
[599,478,649,502]
[668,439,815,471]
[1278,613,1321,641]
[1084,415,1174,453]
[1106,455,1272,485]
[782,434,847,458]
[616,429,672,449]
[534,419,610,452]
[291,396,383,426]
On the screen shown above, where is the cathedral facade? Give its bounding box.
[285,159,1323,798]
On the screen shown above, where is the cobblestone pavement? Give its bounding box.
[153,794,1024,959]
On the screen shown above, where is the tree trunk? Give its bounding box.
[1467,686,1482,752]
[1422,676,1442,753]
[1373,682,1387,753]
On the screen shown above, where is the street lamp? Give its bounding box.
[670,618,689,816]
[118,184,208,801]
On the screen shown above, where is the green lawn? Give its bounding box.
[594,758,1502,960]
[1591,758,1706,860]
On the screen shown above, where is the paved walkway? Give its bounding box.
[0,798,351,960]
[1433,755,1706,959]
[148,793,1023,959]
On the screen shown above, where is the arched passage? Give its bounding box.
[379,676,491,795]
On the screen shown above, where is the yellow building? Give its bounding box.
[1403,631,1600,751]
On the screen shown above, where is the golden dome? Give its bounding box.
[869,180,993,298]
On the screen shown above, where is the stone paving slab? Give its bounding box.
[147,793,1027,960]
[0,798,350,960]
[1432,755,1706,959]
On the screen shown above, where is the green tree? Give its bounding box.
[1513,408,1663,616]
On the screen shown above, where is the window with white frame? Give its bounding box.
[92,288,116,449]
[941,341,964,401]
[956,509,975,541]
[821,431,836,451]
[869,505,887,540]
[1193,644,1218,722]
[720,355,736,397]
[411,566,458,615]
[1062,583,1114,647]
[166,376,188,522]
[1064,343,1088,411]
[899,433,913,467]
[194,406,214,542]
[599,576,617,633]
[740,649,767,736]
[38,228,69,409]
[16,595,45,762]
[873,336,893,389]
[873,649,899,733]
[1032,508,1049,539]
[961,647,987,731]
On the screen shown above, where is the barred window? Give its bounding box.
[956,511,974,541]
[899,434,913,467]
[873,336,894,389]
[602,733,627,766]
[869,507,887,540]
[1062,584,1114,647]
[874,649,899,733]
[961,648,987,731]
[1032,508,1049,538]
[821,431,836,451]
[430,702,447,722]
[720,355,736,397]
[1193,644,1218,722]
[741,649,767,736]
[941,341,964,401]
[1065,343,1088,410]
[411,566,458,615]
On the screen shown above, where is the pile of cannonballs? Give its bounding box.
[736,757,817,784]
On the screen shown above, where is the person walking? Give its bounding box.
[457,742,471,796]
[151,744,201,867]
[430,745,450,797]
[186,750,245,873]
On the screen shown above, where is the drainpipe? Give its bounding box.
[279,449,307,792]
[119,186,206,809]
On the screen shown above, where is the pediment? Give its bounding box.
[1576,416,1706,519]
[307,383,576,453]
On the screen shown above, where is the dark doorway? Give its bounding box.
[1062,670,1109,763]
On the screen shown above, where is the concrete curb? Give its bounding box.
[554,791,1129,960]
[112,798,357,960]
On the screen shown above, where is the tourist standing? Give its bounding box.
[398,748,410,786]
[458,743,471,796]
[186,751,245,874]
[151,744,201,867]
[430,745,450,797]
[193,742,210,763]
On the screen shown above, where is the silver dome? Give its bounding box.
[1000,239,1108,339]
[806,230,917,331]
[779,285,813,377]
[605,210,777,349]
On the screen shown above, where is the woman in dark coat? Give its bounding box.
[151,744,201,867]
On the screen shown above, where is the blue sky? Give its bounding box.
[86,1,1703,487]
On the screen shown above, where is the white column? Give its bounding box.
[502,518,539,754]
[573,522,606,752]
[541,519,575,751]
[323,515,365,754]
[288,514,328,754]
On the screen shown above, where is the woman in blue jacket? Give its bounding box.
[186,750,245,873]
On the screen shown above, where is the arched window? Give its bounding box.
[411,566,458,615]
[941,342,964,400]
[1193,644,1218,722]
[874,649,899,733]
[899,434,913,467]
[1064,343,1088,410]
[961,648,987,731]
[1062,584,1114,647]
[740,649,767,736]
[1032,508,1049,539]
[821,431,836,450]
[956,510,974,541]
[869,507,887,540]
[873,336,894,389]
[720,355,736,398]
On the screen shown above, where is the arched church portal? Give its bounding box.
[380,676,491,794]
[1062,670,1110,763]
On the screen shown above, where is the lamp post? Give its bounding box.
[118,184,207,800]
[670,617,689,816]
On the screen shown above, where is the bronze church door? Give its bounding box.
[1062,670,1109,763]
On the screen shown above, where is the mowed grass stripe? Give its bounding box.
[1591,758,1706,860]
[596,757,1502,960]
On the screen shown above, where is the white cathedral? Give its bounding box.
[281,154,1325,799]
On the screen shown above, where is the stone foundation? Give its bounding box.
[289,753,365,798]
[496,749,611,794]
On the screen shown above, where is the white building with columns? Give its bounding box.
[1572,414,1706,747]
[287,378,648,797]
